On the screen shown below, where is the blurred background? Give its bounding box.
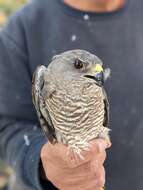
[0,0,26,27]
[0,1,26,189]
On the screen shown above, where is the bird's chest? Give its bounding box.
[46,82,104,129]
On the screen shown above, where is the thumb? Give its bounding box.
[90,139,111,154]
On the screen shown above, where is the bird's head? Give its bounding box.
[48,49,110,87]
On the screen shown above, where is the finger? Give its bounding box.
[90,149,106,174]
[87,166,105,190]
[66,148,91,168]
[48,142,71,161]
[96,166,105,189]
[48,142,92,168]
[69,140,106,166]
[98,150,107,164]
[48,139,110,168]
[90,139,110,155]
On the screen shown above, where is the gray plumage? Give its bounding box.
[32,49,110,156]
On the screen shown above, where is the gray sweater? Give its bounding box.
[0,0,143,189]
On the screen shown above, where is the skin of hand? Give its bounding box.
[64,0,125,12]
[41,139,111,190]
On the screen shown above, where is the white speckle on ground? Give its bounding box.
[52,49,57,55]
[33,125,38,131]
[120,139,127,145]
[24,135,30,146]
[13,161,17,167]
[130,107,136,115]
[16,95,21,100]
[123,119,129,127]
[71,34,77,42]
[129,141,135,147]
[83,14,90,21]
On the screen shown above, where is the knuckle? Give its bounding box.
[98,175,105,187]
[97,150,107,165]
[41,144,48,159]
[40,152,46,160]
[102,150,107,162]
[95,140,106,153]
[49,175,64,188]
[96,167,105,187]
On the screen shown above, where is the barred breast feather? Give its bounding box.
[44,77,109,153]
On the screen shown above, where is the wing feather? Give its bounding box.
[102,88,109,128]
[32,65,56,143]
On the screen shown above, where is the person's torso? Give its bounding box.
[20,0,143,189]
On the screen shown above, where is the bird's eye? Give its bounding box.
[74,59,84,69]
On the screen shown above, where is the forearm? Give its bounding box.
[0,116,47,190]
[0,14,59,189]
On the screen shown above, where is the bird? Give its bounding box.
[32,49,111,158]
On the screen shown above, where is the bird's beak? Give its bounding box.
[84,64,104,86]
[92,64,103,73]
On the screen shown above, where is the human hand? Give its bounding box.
[40,139,111,190]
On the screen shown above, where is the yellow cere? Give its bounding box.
[94,64,103,72]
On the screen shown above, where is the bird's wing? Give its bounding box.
[32,65,56,143]
[102,88,109,128]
